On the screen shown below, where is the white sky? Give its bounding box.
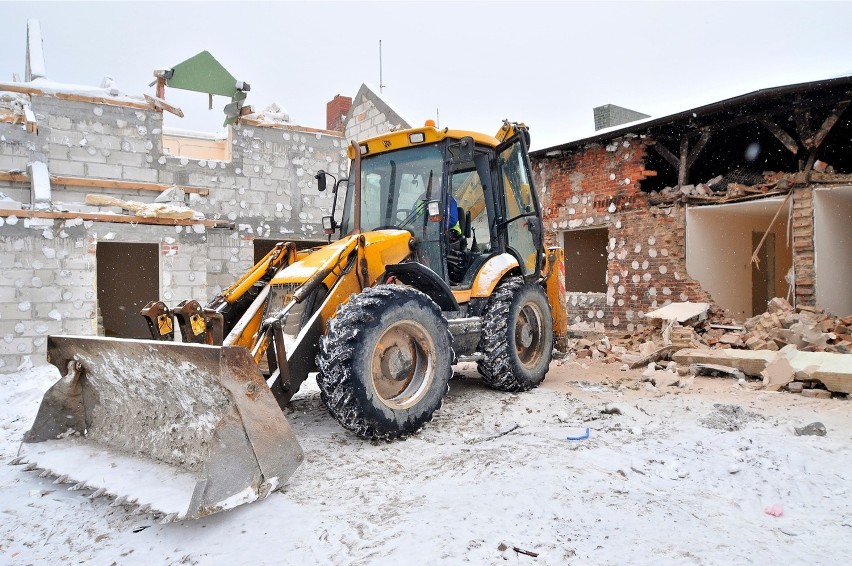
[2,1,852,151]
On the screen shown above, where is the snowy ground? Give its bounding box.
[1,358,851,565]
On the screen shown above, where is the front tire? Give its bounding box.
[477,277,553,391]
[316,285,453,440]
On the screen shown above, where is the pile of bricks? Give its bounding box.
[741,297,852,354]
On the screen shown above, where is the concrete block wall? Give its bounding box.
[344,84,411,143]
[0,217,97,371]
[0,91,350,371]
[533,135,712,333]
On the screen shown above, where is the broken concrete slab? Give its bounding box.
[644,302,709,323]
[785,350,852,394]
[629,345,675,369]
[673,348,776,376]
[761,354,795,392]
[674,347,852,393]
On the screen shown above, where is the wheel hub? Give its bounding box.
[515,303,545,368]
[371,321,436,410]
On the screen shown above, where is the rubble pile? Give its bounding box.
[648,170,795,204]
[561,298,850,389]
[741,298,851,354]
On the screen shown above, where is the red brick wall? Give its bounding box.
[791,186,815,307]
[533,135,713,332]
[326,95,352,132]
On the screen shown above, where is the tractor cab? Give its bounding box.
[317,121,544,289]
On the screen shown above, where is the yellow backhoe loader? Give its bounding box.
[16,120,568,521]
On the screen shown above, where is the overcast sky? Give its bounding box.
[3,1,852,151]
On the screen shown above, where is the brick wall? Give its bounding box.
[791,186,815,307]
[534,135,712,333]
[326,95,352,132]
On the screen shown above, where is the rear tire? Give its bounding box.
[316,285,453,440]
[477,277,553,391]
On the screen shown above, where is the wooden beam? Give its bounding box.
[678,135,689,186]
[52,92,150,110]
[50,175,209,196]
[238,117,343,137]
[2,171,210,196]
[0,208,230,228]
[812,99,850,149]
[759,117,799,154]
[685,130,712,170]
[0,171,29,183]
[652,142,679,170]
[793,106,813,148]
[144,94,185,118]
[0,82,150,111]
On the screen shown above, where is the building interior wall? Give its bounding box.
[686,198,792,319]
[814,186,852,316]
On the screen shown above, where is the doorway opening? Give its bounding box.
[563,227,609,293]
[96,242,159,338]
[686,197,793,319]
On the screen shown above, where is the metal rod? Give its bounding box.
[379,40,384,93]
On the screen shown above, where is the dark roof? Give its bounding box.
[531,74,852,157]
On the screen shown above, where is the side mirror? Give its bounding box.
[455,136,475,163]
[322,215,337,235]
[526,216,542,242]
[315,170,327,192]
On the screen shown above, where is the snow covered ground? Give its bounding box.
[1,359,851,564]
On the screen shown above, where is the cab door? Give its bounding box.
[496,135,543,278]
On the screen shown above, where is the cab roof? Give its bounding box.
[347,125,502,159]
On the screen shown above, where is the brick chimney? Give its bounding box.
[326,94,352,132]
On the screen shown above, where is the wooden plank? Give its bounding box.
[50,175,209,196]
[0,171,29,183]
[677,135,689,186]
[238,117,342,137]
[685,130,712,170]
[0,82,150,110]
[52,92,150,110]
[812,99,850,149]
[0,207,229,228]
[759,117,798,154]
[1,171,211,197]
[143,94,185,118]
[651,142,679,169]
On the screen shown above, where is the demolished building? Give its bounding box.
[0,21,407,372]
[531,75,852,338]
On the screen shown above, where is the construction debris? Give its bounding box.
[741,298,852,354]
[794,422,827,436]
[85,194,199,219]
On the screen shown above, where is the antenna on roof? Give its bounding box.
[379,40,386,94]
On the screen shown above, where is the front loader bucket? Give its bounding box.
[16,335,303,521]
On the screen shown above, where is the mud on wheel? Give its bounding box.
[316,285,453,441]
[477,276,553,392]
